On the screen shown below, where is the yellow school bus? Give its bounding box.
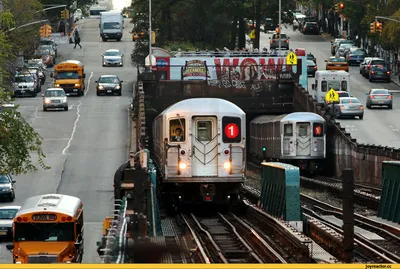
[52,60,86,96]
[6,194,84,263]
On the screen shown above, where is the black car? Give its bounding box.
[369,65,391,83]
[307,60,317,77]
[303,22,319,34]
[95,75,123,96]
[307,53,316,64]
[0,174,16,202]
[0,206,20,240]
[263,18,277,32]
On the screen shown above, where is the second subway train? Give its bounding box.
[249,112,326,175]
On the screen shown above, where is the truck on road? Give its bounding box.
[100,11,124,42]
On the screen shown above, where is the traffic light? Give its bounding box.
[370,22,376,34]
[275,28,280,39]
[151,31,155,45]
[61,10,69,19]
[376,21,383,33]
[40,25,46,37]
[335,3,339,13]
[339,3,344,10]
[262,147,267,160]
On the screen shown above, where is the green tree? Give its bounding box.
[381,8,400,50]
[0,8,49,174]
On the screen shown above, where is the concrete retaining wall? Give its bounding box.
[294,83,400,186]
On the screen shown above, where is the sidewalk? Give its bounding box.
[391,74,400,87]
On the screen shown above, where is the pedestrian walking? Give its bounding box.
[74,30,82,49]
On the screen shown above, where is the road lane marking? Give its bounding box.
[62,72,93,155]
[389,125,400,132]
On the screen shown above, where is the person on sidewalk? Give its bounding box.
[73,30,82,49]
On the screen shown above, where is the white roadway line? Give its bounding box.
[62,72,93,155]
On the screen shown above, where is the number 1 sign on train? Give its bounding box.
[225,123,239,139]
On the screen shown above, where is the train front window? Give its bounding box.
[284,124,293,136]
[297,123,310,137]
[169,119,185,142]
[327,81,340,91]
[196,121,212,141]
[341,81,347,91]
[15,222,75,242]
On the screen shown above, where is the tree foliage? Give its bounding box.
[0,5,50,174]
[130,0,295,49]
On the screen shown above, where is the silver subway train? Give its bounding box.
[249,112,326,174]
[152,98,246,206]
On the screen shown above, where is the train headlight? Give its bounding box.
[179,162,187,170]
[223,161,231,170]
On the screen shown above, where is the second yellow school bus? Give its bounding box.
[7,194,84,263]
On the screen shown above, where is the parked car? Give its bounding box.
[347,49,365,65]
[369,65,391,83]
[307,60,317,77]
[263,18,277,32]
[335,97,364,119]
[302,22,319,34]
[0,174,16,202]
[360,57,374,76]
[331,38,345,56]
[13,74,37,97]
[25,62,46,85]
[325,57,349,72]
[42,88,69,111]
[33,48,54,67]
[39,38,57,57]
[363,58,386,78]
[0,206,20,240]
[366,89,392,109]
[269,33,290,50]
[95,75,123,96]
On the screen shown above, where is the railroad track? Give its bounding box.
[247,162,381,211]
[300,176,381,210]
[181,212,287,263]
[301,194,400,261]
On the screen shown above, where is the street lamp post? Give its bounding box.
[278,0,281,53]
[148,0,152,72]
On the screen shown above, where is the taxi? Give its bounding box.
[325,57,349,72]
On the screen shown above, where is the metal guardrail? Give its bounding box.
[100,197,128,263]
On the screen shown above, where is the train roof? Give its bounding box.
[16,194,82,218]
[161,98,245,116]
[252,112,324,124]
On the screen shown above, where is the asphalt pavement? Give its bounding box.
[0,18,135,263]
[259,28,400,149]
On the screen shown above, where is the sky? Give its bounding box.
[111,0,131,11]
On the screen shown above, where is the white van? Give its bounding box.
[311,70,350,105]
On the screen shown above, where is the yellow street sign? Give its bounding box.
[325,88,339,103]
[286,51,297,65]
[249,29,256,39]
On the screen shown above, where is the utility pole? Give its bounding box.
[148,0,152,72]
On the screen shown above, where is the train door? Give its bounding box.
[295,122,311,156]
[191,117,218,176]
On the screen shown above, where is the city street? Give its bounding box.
[259,28,400,148]
[0,18,135,263]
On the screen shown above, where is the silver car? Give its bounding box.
[366,89,392,109]
[0,206,20,239]
[102,49,124,67]
[335,97,364,119]
[42,88,69,111]
[359,57,374,74]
